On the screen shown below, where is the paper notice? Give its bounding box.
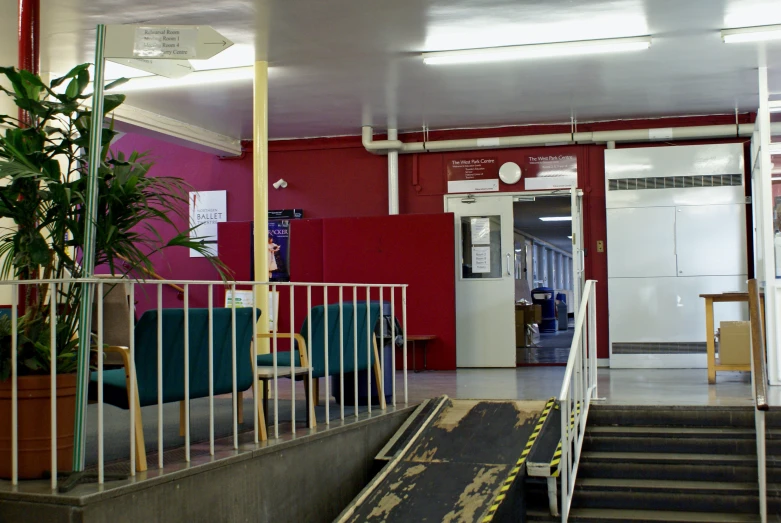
[472,246,491,273]
[471,217,490,245]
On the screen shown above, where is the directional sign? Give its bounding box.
[108,58,194,79]
[104,25,233,61]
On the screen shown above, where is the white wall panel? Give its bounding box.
[675,204,748,276]
[608,276,748,344]
[606,144,745,209]
[607,207,677,278]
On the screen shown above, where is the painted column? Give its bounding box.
[253,61,270,353]
[17,0,40,126]
[758,66,779,385]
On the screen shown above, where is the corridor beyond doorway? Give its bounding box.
[512,196,575,366]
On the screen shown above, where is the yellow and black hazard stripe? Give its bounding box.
[550,401,582,477]
[480,397,556,523]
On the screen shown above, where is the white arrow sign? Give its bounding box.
[108,58,194,79]
[105,25,233,61]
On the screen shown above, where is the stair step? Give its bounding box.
[587,426,759,438]
[578,477,757,493]
[588,406,759,428]
[583,434,758,454]
[581,451,780,466]
[579,459,781,483]
[526,507,764,522]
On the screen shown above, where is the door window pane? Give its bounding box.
[460,216,502,279]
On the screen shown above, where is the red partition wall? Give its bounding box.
[290,213,456,370]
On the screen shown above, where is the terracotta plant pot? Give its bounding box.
[0,374,77,480]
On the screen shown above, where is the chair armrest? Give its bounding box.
[257,333,309,367]
[102,345,131,370]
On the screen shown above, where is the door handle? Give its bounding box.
[506,253,512,276]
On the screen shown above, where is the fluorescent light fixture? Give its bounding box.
[108,66,254,93]
[422,36,652,65]
[540,216,572,222]
[722,24,781,43]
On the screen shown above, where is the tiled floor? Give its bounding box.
[398,367,757,406]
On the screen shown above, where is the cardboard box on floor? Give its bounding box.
[719,321,750,365]
[515,304,542,348]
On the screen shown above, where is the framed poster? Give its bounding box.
[268,209,302,282]
[189,190,227,257]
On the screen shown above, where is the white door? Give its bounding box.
[446,194,515,367]
[571,189,585,317]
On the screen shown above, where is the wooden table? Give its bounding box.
[700,292,764,384]
[406,335,437,372]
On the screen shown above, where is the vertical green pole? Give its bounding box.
[72,24,106,471]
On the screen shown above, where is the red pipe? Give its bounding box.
[17,0,40,126]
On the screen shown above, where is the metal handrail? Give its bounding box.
[748,279,769,410]
[558,279,598,522]
[748,279,768,523]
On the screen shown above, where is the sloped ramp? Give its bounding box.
[337,396,548,523]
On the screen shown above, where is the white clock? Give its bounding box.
[499,162,522,184]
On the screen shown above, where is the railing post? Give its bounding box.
[11,285,18,485]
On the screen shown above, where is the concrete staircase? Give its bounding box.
[527,405,781,522]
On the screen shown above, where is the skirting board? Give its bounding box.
[597,358,610,368]
[609,353,707,369]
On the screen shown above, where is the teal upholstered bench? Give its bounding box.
[257,302,385,409]
[89,307,260,472]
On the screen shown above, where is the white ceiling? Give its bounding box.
[33,0,781,140]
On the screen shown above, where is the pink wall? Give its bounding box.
[102,135,255,313]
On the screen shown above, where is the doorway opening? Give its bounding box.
[513,196,575,366]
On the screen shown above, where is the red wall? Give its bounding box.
[293,214,457,370]
[100,114,756,361]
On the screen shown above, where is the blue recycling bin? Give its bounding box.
[532,287,557,333]
[332,341,393,406]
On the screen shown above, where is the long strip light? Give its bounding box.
[722,24,781,43]
[112,66,254,92]
[422,36,652,65]
[540,216,572,222]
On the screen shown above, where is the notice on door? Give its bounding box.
[447,157,499,193]
[470,217,490,245]
[472,246,491,273]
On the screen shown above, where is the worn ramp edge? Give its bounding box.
[337,397,548,523]
[527,399,562,477]
[376,398,437,461]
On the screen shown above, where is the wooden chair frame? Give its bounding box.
[257,331,386,428]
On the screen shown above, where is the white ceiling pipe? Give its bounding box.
[362,122,781,156]
[362,125,403,153]
[388,129,399,215]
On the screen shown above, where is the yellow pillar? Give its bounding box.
[253,61,270,353]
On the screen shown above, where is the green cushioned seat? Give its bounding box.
[89,307,261,409]
[257,302,381,379]
[256,350,300,368]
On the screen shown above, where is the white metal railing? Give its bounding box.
[558,280,598,522]
[748,279,769,523]
[1,277,408,489]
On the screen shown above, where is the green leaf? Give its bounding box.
[50,63,90,88]
[77,69,90,96]
[65,76,80,99]
[28,234,50,265]
[104,78,129,91]
[103,94,126,115]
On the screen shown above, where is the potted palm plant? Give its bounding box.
[0,64,225,479]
